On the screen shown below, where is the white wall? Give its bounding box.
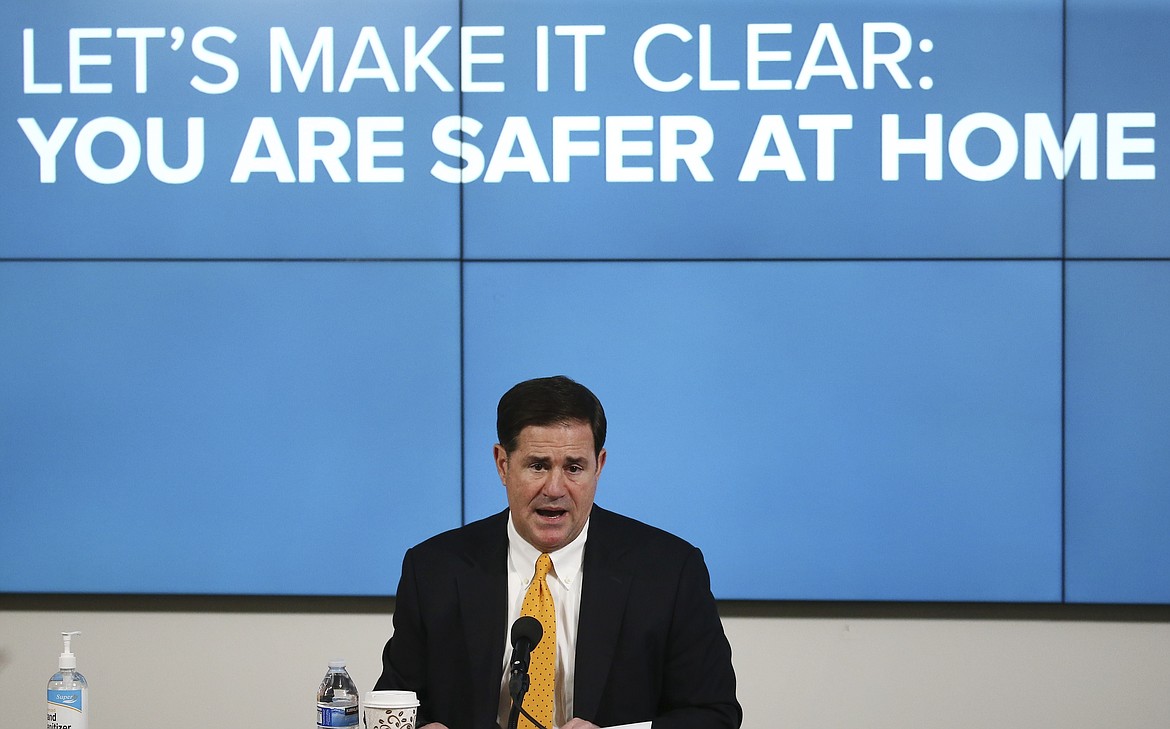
[3,597,1169,729]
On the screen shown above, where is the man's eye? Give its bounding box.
[566,464,583,474]
[530,463,546,472]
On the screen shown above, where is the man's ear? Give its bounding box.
[493,443,509,485]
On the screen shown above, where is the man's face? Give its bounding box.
[495,421,606,553]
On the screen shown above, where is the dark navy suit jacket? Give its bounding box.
[376,505,742,729]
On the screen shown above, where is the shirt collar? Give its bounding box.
[506,511,590,589]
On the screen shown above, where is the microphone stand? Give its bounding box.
[506,670,528,729]
[507,668,548,729]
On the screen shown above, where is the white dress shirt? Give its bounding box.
[498,514,588,728]
[496,515,652,729]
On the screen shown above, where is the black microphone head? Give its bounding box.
[511,615,543,648]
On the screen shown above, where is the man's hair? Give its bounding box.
[496,375,607,456]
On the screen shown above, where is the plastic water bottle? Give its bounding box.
[317,661,359,729]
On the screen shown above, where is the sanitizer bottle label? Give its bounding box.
[47,689,86,729]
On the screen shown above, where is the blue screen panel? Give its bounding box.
[0,0,461,259]
[460,0,1063,260]
[1065,0,1170,258]
[0,0,1166,604]
[0,261,462,595]
[463,261,1063,602]
[1065,262,1170,604]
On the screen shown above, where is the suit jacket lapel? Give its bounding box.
[574,507,632,722]
[458,511,509,726]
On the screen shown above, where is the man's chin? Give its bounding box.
[528,520,575,551]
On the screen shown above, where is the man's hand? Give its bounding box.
[419,723,449,729]
[558,719,601,729]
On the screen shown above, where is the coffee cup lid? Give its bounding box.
[364,690,420,709]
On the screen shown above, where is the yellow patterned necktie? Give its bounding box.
[519,553,556,729]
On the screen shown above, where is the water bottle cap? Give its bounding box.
[329,660,346,669]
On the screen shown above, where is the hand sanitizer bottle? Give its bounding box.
[47,631,88,729]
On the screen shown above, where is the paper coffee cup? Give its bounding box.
[363,690,419,729]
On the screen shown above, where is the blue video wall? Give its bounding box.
[2,0,1168,603]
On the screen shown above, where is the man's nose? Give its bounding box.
[543,467,568,495]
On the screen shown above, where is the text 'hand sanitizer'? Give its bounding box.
[47,631,88,729]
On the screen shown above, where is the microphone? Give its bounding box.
[508,615,543,700]
[507,616,549,729]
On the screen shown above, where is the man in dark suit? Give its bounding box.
[376,376,741,729]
